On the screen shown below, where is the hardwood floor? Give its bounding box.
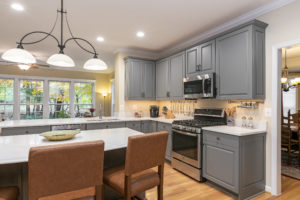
[146,163,300,200]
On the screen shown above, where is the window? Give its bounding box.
[20,80,44,120]
[74,82,94,117]
[49,81,70,119]
[0,79,14,120]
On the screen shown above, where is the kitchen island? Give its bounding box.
[0,128,144,200]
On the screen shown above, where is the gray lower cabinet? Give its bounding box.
[216,22,267,99]
[156,122,172,161]
[186,40,215,77]
[141,120,157,133]
[125,121,141,132]
[203,130,266,200]
[1,126,51,136]
[125,57,155,100]
[156,51,185,100]
[86,122,126,130]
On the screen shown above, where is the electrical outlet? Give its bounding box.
[133,104,137,110]
[265,108,271,117]
[120,104,124,111]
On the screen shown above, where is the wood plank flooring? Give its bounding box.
[146,163,300,200]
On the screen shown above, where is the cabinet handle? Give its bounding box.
[216,137,220,141]
[166,92,170,97]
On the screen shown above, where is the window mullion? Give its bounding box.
[43,80,49,119]
[70,81,75,118]
[13,78,20,120]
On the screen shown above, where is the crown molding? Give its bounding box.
[159,0,296,58]
[113,48,160,59]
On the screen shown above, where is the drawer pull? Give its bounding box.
[216,137,220,141]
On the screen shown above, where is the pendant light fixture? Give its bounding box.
[1,0,107,70]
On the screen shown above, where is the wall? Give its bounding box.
[0,65,113,116]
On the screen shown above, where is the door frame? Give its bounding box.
[271,38,300,196]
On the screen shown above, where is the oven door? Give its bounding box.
[183,76,204,99]
[203,73,215,98]
[172,129,201,168]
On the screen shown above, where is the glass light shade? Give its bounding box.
[47,53,75,67]
[281,77,287,84]
[1,48,36,64]
[101,92,108,97]
[83,58,107,70]
[18,64,31,70]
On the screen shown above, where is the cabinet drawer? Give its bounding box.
[203,131,238,149]
[125,121,141,132]
[86,122,125,130]
[1,126,51,136]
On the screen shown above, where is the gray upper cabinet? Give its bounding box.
[125,57,155,100]
[216,22,267,99]
[170,52,185,99]
[156,59,170,100]
[186,40,215,77]
[156,51,185,100]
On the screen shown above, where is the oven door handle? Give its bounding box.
[172,129,198,137]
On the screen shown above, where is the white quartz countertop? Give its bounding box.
[0,128,143,165]
[0,116,192,128]
[202,125,266,136]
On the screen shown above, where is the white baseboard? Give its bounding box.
[265,185,272,193]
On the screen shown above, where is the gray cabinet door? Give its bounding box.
[216,26,252,99]
[170,52,185,99]
[199,40,215,73]
[126,59,143,99]
[143,62,156,99]
[156,59,170,100]
[141,121,157,133]
[186,46,199,77]
[125,121,142,132]
[157,122,172,161]
[203,143,239,193]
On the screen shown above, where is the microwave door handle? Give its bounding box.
[172,129,198,137]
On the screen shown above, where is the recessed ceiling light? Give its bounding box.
[11,3,24,11]
[97,36,104,42]
[136,31,145,38]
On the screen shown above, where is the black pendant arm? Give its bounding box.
[63,37,98,57]
[17,31,60,47]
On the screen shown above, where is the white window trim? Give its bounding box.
[0,74,96,120]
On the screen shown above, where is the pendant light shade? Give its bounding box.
[47,53,75,67]
[1,48,36,64]
[18,64,31,70]
[83,58,107,70]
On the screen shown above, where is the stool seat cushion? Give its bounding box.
[0,186,19,200]
[104,165,160,196]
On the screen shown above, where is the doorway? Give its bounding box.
[271,39,300,196]
[281,46,300,181]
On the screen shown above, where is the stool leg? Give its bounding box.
[125,176,131,200]
[157,165,164,200]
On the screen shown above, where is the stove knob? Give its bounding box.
[191,127,196,132]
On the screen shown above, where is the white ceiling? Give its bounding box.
[0,0,281,73]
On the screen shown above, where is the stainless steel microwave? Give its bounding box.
[183,73,215,99]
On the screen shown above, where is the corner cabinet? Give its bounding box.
[216,21,267,99]
[203,130,266,200]
[186,40,216,77]
[125,57,156,100]
[156,51,185,100]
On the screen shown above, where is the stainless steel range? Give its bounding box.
[171,108,226,181]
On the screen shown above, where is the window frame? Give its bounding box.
[0,78,14,120]
[0,74,95,120]
[19,79,44,120]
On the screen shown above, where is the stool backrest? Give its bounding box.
[28,141,104,200]
[125,131,168,176]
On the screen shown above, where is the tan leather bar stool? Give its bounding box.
[0,186,19,200]
[28,141,104,200]
[104,131,168,200]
